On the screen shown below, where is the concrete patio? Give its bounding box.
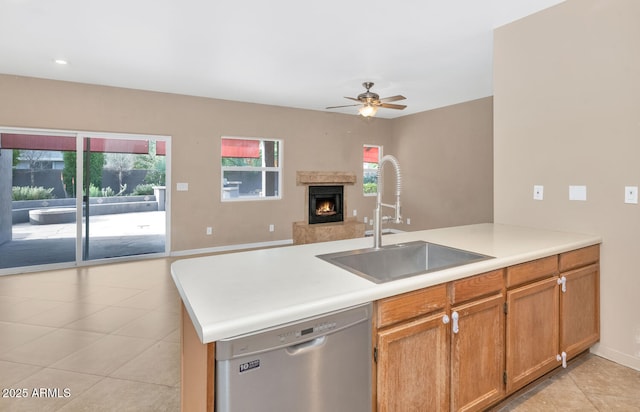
[0,211,166,269]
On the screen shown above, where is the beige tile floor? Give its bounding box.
[495,353,640,411]
[0,259,180,411]
[0,258,639,411]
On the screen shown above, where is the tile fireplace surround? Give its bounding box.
[293,171,365,245]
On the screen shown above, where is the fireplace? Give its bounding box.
[294,171,363,244]
[309,185,344,224]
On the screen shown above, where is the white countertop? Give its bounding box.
[171,223,601,343]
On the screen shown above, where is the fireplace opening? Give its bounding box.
[309,185,344,224]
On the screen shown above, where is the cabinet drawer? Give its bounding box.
[506,255,557,288]
[559,244,599,272]
[450,269,504,305]
[376,284,447,328]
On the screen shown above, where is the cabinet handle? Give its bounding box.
[442,314,450,324]
[556,351,568,368]
[452,311,459,334]
[557,276,567,293]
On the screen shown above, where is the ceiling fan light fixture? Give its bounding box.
[359,104,378,117]
[326,82,405,116]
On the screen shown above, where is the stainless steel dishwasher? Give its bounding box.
[216,303,372,412]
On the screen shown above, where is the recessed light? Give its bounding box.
[54,59,68,65]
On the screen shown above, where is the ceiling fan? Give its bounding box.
[326,82,406,117]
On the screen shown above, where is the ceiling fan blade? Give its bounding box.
[326,104,361,109]
[379,103,407,110]
[379,95,406,103]
[344,96,361,102]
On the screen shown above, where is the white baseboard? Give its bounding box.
[591,343,640,372]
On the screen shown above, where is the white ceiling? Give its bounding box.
[0,0,564,118]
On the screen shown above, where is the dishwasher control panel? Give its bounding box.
[216,303,372,360]
[278,321,337,342]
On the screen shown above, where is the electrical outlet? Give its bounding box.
[269,224,275,232]
[406,218,411,225]
[364,217,368,224]
[533,185,544,200]
[206,227,213,235]
[353,209,357,217]
[625,186,638,204]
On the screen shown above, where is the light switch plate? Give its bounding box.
[625,186,638,204]
[176,182,189,191]
[569,185,587,201]
[533,185,544,200]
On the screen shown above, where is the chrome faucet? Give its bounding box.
[373,155,402,249]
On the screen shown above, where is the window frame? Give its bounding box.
[220,136,282,202]
[363,144,382,196]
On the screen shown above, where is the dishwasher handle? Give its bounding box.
[285,336,326,355]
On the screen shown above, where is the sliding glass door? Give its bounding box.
[81,136,167,261]
[0,129,169,272]
[0,132,78,268]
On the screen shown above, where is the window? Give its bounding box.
[363,145,381,195]
[221,137,281,201]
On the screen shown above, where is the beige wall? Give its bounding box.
[389,97,493,231]
[0,75,493,253]
[494,0,640,370]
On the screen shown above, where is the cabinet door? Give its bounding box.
[560,263,600,359]
[451,294,505,412]
[377,312,449,412]
[505,277,559,394]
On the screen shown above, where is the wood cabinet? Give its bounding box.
[504,246,600,394]
[505,275,560,393]
[376,285,449,329]
[375,270,506,412]
[375,246,599,411]
[376,312,450,411]
[505,256,560,393]
[449,270,505,412]
[559,245,600,361]
[375,285,449,412]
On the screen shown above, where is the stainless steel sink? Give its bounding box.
[317,241,493,283]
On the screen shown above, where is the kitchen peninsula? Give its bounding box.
[172,223,601,411]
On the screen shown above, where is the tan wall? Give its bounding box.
[0,74,391,251]
[494,0,640,370]
[389,97,493,231]
[0,74,492,253]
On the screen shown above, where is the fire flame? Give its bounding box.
[316,200,336,216]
